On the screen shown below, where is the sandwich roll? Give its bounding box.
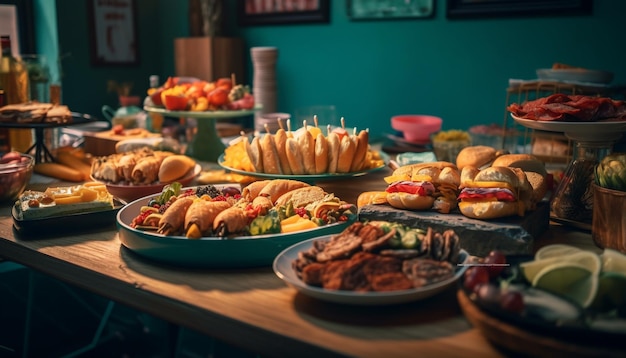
[457,166,532,219]
[327,131,341,173]
[286,137,305,175]
[274,128,292,175]
[298,121,316,174]
[337,135,356,173]
[314,132,329,174]
[261,125,282,174]
[350,129,369,172]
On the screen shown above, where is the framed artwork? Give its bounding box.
[238,0,330,26]
[348,0,435,20]
[446,0,593,19]
[88,0,139,66]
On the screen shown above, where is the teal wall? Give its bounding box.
[52,0,625,140]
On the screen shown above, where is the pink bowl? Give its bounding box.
[391,115,443,142]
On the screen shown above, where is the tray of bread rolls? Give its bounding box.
[218,118,388,183]
[357,146,552,257]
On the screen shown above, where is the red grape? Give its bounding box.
[500,290,525,313]
[463,266,490,293]
[476,283,501,306]
[484,250,507,278]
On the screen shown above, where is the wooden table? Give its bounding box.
[0,168,600,358]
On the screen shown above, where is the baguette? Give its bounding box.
[34,163,84,182]
[56,151,92,180]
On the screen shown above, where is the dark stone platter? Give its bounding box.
[358,202,550,257]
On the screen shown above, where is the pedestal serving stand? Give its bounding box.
[512,115,626,227]
[144,106,259,162]
[0,113,109,163]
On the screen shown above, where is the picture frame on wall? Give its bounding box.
[88,0,139,66]
[347,0,435,20]
[238,0,330,26]
[446,0,592,19]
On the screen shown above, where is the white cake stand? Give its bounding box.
[144,105,260,162]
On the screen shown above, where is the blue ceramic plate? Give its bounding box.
[116,189,355,268]
[273,236,470,305]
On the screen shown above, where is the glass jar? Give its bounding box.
[551,141,612,223]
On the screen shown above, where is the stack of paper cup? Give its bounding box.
[251,46,278,132]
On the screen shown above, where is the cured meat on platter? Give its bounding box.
[507,94,626,122]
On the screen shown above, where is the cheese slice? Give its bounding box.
[16,182,114,220]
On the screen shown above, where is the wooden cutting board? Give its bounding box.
[358,202,550,257]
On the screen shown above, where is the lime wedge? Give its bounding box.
[521,250,602,283]
[591,272,626,312]
[535,244,582,260]
[532,263,599,308]
[601,249,626,274]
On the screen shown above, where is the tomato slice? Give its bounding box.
[458,188,516,202]
[386,181,435,196]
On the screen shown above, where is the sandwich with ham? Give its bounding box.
[457,165,533,219]
[384,161,461,213]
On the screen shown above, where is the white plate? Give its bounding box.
[536,68,614,85]
[273,236,470,305]
[511,114,626,142]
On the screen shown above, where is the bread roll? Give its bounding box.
[458,201,522,220]
[286,137,305,175]
[386,192,435,211]
[260,133,282,174]
[298,130,316,174]
[491,153,547,177]
[456,145,498,170]
[274,129,292,175]
[158,155,196,182]
[327,132,341,173]
[350,130,369,172]
[337,135,356,173]
[244,136,263,172]
[314,133,329,174]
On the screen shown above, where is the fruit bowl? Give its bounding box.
[0,152,34,203]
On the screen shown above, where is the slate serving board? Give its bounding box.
[358,202,550,257]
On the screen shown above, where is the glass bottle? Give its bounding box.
[146,75,163,132]
[0,35,33,152]
[551,141,613,224]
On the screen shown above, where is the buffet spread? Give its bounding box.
[3,71,626,357]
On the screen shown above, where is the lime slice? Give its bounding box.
[532,263,599,308]
[535,244,582,260]
[601,249,626,274]
[521,250,602,283]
